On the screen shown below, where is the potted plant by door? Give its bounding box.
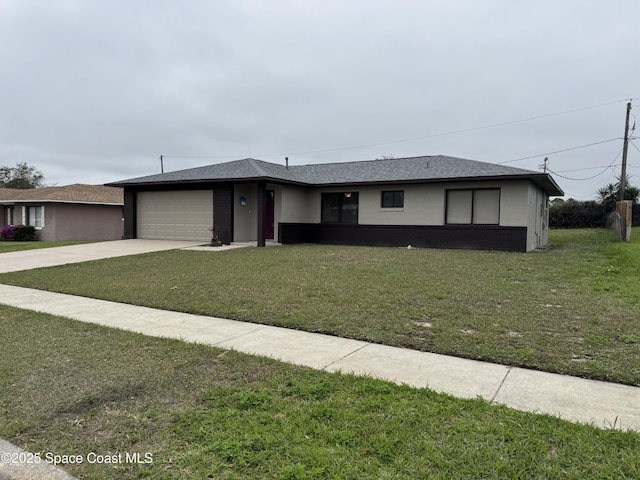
[209,225,222,247]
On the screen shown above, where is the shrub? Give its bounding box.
[549,199,608,228]
[0,225,36,241]
[0,225,17,241]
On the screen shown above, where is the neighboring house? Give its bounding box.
[106,155,564,252]
[0,184,124,241]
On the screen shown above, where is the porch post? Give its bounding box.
[123,189,136,239]
[257,181,265,247]
[213,184,233,244]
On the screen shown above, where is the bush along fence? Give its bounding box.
[549,200,608,228]
[0,225,37,241]
[549,200,639,229]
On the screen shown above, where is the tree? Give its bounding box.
[597,175,640,211]
[0,162,45,189]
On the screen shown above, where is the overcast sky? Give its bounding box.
[1,0,638,199]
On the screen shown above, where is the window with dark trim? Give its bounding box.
[381,190,404,208]
[321,192,359,223]
[445,189,500,225]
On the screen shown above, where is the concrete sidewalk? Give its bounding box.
[1,283,639,432]
[0,439,77,480]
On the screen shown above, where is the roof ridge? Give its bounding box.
[247,158,268,176]
[295,155,439,168]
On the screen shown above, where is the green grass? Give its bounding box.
[1,304,639,479]
[0,241,94,252]
[1,228,639,385]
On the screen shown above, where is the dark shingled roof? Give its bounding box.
[107,155,564,195]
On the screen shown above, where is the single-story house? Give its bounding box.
[0,184,124,241]
[106,155,563,252]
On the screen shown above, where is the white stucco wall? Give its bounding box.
[236,180,551,250]
[234,184,257,242]
[234,183,311,242]
[303,180,534,227]
[495,181,530,227]
[524,183,549,251]
[274,185,310,239]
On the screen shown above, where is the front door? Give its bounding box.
[264,190,275,239]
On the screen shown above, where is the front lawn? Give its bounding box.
[1,228,639,385]
[1,305,638,479]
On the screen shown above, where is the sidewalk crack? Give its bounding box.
[492,367,513,402]
[322,343,371,370]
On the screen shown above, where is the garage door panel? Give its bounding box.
[137,191,213,241]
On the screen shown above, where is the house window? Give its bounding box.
[26,206,45,228]
[381,190,404,208]
[321,192,359,223]
[446,189,499,225]
[6,207,14,225]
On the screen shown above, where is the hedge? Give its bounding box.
[549,201,639,228]
[549,200,608,228]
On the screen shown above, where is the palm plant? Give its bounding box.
[598,175,639,210]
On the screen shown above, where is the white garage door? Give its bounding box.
[137,190,213,241]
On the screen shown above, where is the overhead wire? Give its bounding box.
[497,138,621,165]
[546,144,623,181]
[163,99,630,159]
[553,163,624,173]
[161,98,638,198]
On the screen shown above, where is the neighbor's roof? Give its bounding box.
[0,184,124,205]
[106,155,564,196]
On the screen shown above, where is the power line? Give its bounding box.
[497,138,621,165]
[546,146,623,181]
[554,163,622,173]
[163,99,630,160]
[548,166,616,182]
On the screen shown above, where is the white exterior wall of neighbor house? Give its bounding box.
[303,180,533,227]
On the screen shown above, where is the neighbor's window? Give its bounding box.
[381,190,404,208]
[26,206,45,228]
[321,192,359,223]
[445,189,499,225]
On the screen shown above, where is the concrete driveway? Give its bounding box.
[0,239,205,274]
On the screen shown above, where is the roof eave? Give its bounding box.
[105,176,310,188]
[307,174,565,196]
[0,199,123,205]
[106,171,564,196]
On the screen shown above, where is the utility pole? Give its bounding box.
[160,155,164,174]
[620,101,631,200]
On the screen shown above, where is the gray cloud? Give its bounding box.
[1,0,638,197]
